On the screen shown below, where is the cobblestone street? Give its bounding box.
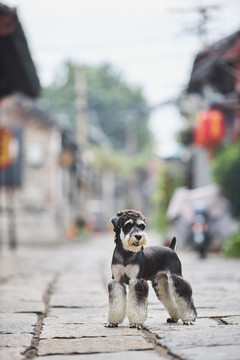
[0,232,240,360]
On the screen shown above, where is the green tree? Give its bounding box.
[40,63,76,125]
[39,62,152,152]
[212,142,240,218]
[212,142,240,257]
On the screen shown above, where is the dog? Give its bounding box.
[107,209,197,329]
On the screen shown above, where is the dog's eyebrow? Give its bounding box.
[136,219,145,226]
[124,219,133,226]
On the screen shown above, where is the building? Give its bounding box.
[0,3,65,246]
[179,29,240,188]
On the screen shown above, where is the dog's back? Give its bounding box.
[142,244,182,281]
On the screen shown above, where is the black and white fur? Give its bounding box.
[107,209,197,329]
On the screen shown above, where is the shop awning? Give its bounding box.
[0,3,40,98]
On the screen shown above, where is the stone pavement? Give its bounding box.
[0,231,240,360]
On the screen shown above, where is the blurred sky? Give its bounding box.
[3,0,240,156]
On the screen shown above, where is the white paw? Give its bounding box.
[130,324,143,330]
[183,320,194,325]
[105,323,118,328]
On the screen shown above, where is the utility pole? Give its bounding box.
[170,4,220,48]
[195,5,219,48]
[125,114,141,210]
[74,67,89,220]
[8,188,17,249]
[75,67,88,149]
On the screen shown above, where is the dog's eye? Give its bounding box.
[123,223,133,232]
[138,224,145,231]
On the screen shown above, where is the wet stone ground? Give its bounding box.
[0,232,240,360]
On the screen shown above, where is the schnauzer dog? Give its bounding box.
[107,209,197,329]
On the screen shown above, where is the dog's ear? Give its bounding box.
[111,216,120,230]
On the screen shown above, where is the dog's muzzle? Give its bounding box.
[133,235,142,246]
[121,231,147,252]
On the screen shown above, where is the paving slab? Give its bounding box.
[196,309,240,317]
[0,285,44,301]
[44,308,107,325]
[50,293,106,308]
[0,313,37,333]
[0,333,32,347]
[37,350,164,360]
[40,323,143,339]
[221,315,240,325]
[156,325,240,348]
[0,347,25,360]
[146,317,218,331]
[38,335,154,356]
[175,345,240,360]
[0,299,45,313]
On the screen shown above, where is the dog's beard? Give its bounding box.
[120,230,147,252]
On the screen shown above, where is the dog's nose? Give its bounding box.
[135,235,142,241]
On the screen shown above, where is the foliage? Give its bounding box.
[39,61,152,152]
[222,231,240,257]
[84,63,151,151]
[92,144,153,179]
[212,142,240,218]
[40,63,76,124]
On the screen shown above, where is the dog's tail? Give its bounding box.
[169,237,177,251]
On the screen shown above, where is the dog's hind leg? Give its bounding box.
[152,271,197,325]
[127,278,149,329]
[107,280,126,327]
[152,271,179,323]
[169,274,197,325]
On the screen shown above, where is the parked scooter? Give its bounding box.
[191,203,210,258]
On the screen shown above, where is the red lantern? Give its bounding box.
[194,109,225,148]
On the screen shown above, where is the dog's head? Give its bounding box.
[111,209,147,252]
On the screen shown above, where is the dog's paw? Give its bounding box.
[105,323,118,328]
[183,320,194,325]
[167,318,178,323]
[130,324,142,330]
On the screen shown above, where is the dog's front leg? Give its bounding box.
[128,278,149,329]
[107,279,126,327]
